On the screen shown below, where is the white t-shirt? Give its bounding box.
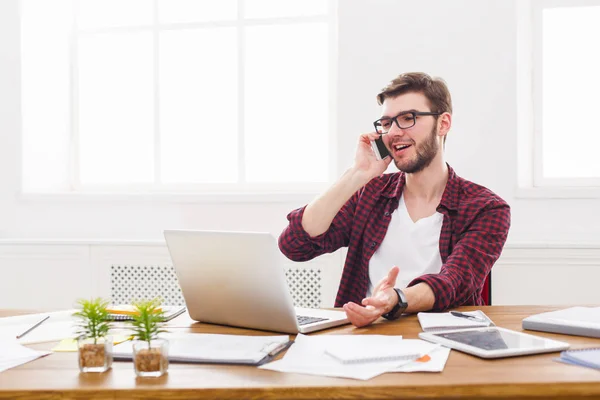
[367,194,444,296]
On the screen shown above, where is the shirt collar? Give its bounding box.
[438,164,459,213]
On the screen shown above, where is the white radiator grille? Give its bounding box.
[109,264,324,309]
[110,264,185,306]
[284,266,322,308]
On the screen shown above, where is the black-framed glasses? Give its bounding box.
[373,111,442,134]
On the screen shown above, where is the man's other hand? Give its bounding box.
[343,266,400,328]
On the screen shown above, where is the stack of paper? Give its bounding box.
[260,334,443,380]
[0,342,50,373]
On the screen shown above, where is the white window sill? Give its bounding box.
[515,186,600,199]
[17,191,319,204]
[0,238,166,246]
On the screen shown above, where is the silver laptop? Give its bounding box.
[163,230,349,334]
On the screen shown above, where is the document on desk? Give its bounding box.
[113,333,291,366]
[0,341,51,373]
[0,310,79,345]
[391,346,451,372]
[260,334,440,380]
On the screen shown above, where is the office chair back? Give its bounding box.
[481,273,492,305]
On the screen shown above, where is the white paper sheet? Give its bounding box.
[391,346,451,372]
[0,310,79,345]
[0,342,51,373]
[325,337,438,363]
[260,334,414,380]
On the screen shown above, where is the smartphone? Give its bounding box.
[370,135,390,160]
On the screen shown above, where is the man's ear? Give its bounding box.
[438,112,451,138]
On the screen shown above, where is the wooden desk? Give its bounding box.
[1,306,600,400]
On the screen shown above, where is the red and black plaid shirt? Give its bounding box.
[278,165,511,311]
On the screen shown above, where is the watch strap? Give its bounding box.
[382,288,408,320]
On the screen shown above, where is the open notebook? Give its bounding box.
[106,305,186,322]
[418,310,493,332]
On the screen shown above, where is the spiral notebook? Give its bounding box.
[106,306,186,322]
[324,338,439,364]
[417,310,493,332]
[556,348,600,370]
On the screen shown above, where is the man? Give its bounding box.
[278,72,511,328]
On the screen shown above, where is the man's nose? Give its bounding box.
[387,122,406,137]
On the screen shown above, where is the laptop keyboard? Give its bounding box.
[297,315,328,326]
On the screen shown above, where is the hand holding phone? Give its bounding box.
[370,135,391,160]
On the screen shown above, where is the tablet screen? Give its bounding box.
[432,328,549,351]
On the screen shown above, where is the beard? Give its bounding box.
[393,125,440,174]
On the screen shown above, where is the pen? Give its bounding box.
[450,311,487,323]
[16,315,50,339]
[266,341,294,357]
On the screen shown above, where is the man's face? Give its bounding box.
[380,92,442,174]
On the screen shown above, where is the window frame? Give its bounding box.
[21,0,338,200]
[525,0,600,195]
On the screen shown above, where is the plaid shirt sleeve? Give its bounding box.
[278,192,359,261]
[408,200,511,311]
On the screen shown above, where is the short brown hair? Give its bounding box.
[376,72,452,114]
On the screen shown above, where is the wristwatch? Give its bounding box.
[382,288,408,320]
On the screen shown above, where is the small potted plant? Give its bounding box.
[73,297,113,373]
[129,298,169,377]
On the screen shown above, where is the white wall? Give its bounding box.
[1,0,600,307]
[1,0,597,243]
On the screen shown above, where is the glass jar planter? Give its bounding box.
[132,339,169,377]
[78,335,113,373]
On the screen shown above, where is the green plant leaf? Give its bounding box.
[73,297,112,342]
[128,297,168,346]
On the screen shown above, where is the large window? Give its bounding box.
[531,0,600,188]
[21,0,335,194]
